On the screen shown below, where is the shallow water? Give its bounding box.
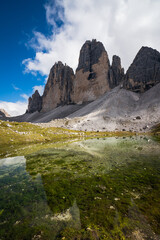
[0,136,160,239]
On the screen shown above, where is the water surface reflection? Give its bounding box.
[0,137,160,239]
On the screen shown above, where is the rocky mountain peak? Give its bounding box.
[26,39,160,115]
[41,61,75,112]
[123,46,160,92]
[0,109,10,118]
[72,39,112,103]
[109,55,124,87]
[27,39,124,112]
[27,90,42,113]
[76,39,107,73]
[112,55,122,70]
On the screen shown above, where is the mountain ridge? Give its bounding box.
[27,39,160,115]
[2,39,160,133]
[27,39,124,113]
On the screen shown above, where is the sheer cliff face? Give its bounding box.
[27,90,42,113]
[27,40,160,114]
[26,39,124,113]
[123,47,160,92]
[71,40,111,104]
[41,62,74,112]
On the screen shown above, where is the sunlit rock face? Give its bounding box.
[123,46,160,92]
[26,40,160,114]
[26,39,124,112]
[41,61,75,112]
[71,39,111,104]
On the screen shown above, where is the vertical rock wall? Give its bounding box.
[71,39,111,104]
[41,62,75,112]
[123,47,160,92]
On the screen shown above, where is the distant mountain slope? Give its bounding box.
[0,109,10,118]
[11,83,160,132]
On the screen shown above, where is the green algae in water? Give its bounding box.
[0,137,160,239]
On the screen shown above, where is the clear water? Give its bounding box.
[0,136,160,239]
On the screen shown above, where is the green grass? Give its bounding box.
[0,120,138,158]
[0,120,137,145]
[0,120,81,145]
[151,123,160,142]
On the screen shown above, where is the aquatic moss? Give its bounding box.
[24,137,160,239]
[1,137,160,239]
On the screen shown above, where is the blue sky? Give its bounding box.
[0,0,160,116]
[0,0,51,115]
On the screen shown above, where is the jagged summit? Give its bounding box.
[27,90,42,113]
[26,39,160,115]
[41,61,75,112]
[109,55,124,88]
[76,39,107,73]
[71,39,112,104]
[123,46,160,92]
[27,39,124,113]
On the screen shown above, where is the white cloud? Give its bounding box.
[1,86,45,117]
[23,0,160,75]
[0,101,27,117]
[20,94,29,101]
[32,85,45,95]
[12,84,21,91]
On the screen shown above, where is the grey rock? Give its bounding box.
[27,90,42,113]
[76,39,106,73]
[109,55,124,88]
[27,40,125,113]
[41,61,75,112]
[136,116,141,120]
[72,39,111,103]
[123,46,160,92]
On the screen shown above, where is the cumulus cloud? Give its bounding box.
[0,85,45,117]
[0,101,27,117]
[23,0,160,75]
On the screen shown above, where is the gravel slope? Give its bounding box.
[7,83,160,132]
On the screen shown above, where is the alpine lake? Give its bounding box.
[0,135,160,240]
